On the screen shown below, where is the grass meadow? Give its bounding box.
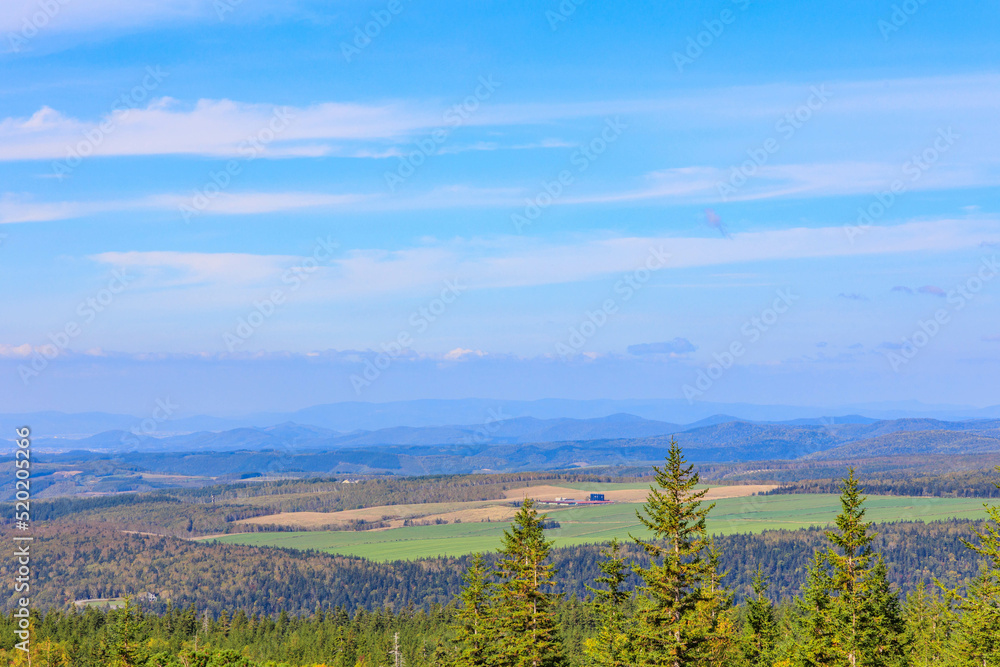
[212,494,990,561]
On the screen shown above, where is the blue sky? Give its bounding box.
[1,0,999,415]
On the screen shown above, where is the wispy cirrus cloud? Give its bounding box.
[84,217,1000,299]
[4,73,1000,163]
[564,160,1000,205]
[2,0,315,41]
[0,191,367,224]
[0,100,437,161]
[1,0,211,34]
[89,250,294,288]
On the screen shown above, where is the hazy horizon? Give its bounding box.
[3,1,999,414]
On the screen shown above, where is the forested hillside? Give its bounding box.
[0,517,988,617]
[6,472,644,537]
[9,417,1000,494]
[5,441,1000,666]
[767,468,1000,498]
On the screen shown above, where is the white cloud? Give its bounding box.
[0,191,367,223]
[1,0,315,39]
[0,0,209,34]
[565,160,1000,205]
[85,217,1000,298]
[0,343,36,358]
[0,98,442,161]
[149,191,368,216]
[1,146,995,225]
[89,250,293,288]
[443,348,487,361]
[3,73,1000,162]
[0,185,549,224]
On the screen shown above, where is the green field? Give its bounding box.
[74,598,126,610]
[212,494,990,562]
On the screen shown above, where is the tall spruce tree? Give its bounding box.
[584,538,633,667]
[631,438,726,667]
[796,552,838,667]
[696,542,737,665]
[106,595,148,667]
[903,586,954,667]
[827,469,876,667]
[491,498,564,667]
[952,473,1000,666]
[741,566,777,667]
[800,470,907,667]
[452,553,495,667]
[951,566,1000,667]
[862,558,908,666]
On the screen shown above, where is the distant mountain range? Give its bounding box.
[5,399,1000,477]
[22,413,685,452]
[9,413,1000,476]
[4,398,1000,439]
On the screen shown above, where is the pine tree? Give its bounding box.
[826,470,876,667]
[861,558,908,667]
[951,566,1000,667]
[696,540,735,663]
[631,438,725,667]
[801,470,907,667]
[952,476,1000,666]
[795,552,838,667]
[903,585,954,667]
[741,566,777,667]
[107,596,148,667]
[452,553,494,667]
[584,538,633,667]
[491,498,564,667]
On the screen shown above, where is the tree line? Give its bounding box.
[445,440,1000,666]
[765,470,1000,499]
[4,440,1000,665]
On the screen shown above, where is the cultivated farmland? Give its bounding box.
[212,493,988,561]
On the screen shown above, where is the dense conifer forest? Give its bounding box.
[4,440,1000,665]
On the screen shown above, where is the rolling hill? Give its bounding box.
[808,429,1000,459]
